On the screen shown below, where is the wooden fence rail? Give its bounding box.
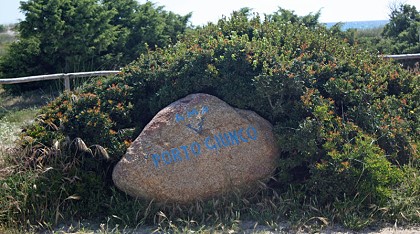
[0,70,120,91]
[382,53,420,60]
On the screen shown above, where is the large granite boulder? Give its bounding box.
[112,93,279,203]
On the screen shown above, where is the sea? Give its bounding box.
[324,20,389,30]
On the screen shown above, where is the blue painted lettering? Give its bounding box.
[218,133,231,147]
[187,109,199,118]
[238,128,248,143]
[150,124,259,169]
[191,142,201,156]
[175,106,209,123]
[201,106,209,114]
[152,154,160,168]
[228,131,239,145]
[162,151,172,165]
[175,113,185,123]
[246,125,258,140]
[170,148,182,162]
[205,136,217,150]
[179,145,190,160]
[214,134,223,148]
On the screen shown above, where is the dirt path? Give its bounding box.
[53,220,419,233]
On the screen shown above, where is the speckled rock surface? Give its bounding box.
[112,93,279,203]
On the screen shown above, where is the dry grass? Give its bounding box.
[0,86,59,175]
[0,87,59,110]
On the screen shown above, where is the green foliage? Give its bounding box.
[20,0,118,71]
[382,4,420,54]
[268,7,322,29]
[103,0,191,65]
[0,0,118,92]
[1,9,418,231]
[0,25,6,33]
[0,0,191,92]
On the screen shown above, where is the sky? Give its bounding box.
[1,0,419,26]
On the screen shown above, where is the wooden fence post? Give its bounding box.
[64,74,71,91]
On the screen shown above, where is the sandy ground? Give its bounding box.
[52,220,419,233]
[222,221,420,234]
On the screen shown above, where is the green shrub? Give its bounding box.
[1,10,418,230]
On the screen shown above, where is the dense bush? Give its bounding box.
[1,10,418,230]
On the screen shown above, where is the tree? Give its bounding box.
[0,0,118,88]
[382,3,420,53]
[21,0,119,72]
[104,0,191,64]
[101,0,140,64]
[0,0,191,91]
[268,7,322,29]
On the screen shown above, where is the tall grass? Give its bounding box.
[356,26,384,38]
